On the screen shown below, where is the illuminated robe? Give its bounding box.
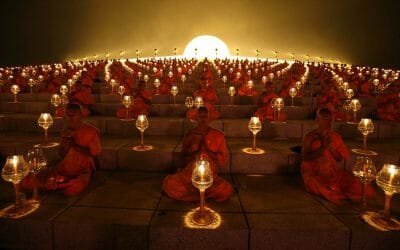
[301,130,374,204]
[116,88,152,119]
[163,127,233,201]
[317,89,346,121]
[254,92,287,122]
[22,123,102,196]
[70,85,94,117]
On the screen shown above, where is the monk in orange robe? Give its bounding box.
[116,81,152,119]
[316,83,346,121]
[69,81,94,117]
[22,103,102,196]
[301,108,374,204]
[163,107,233,202]
[254,81,287,122]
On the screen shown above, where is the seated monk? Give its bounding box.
[116,80,152,119]
[316,84,346,121]
[377,101,400,122]
[22,103,102,196]
[69,81,94,117]
[238,80,259,96]
[186,102,220,121]
[301,108,374,204]
[254,81,287,122]
[163,107,233,202]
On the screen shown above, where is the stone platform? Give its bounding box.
[0,172,399,250]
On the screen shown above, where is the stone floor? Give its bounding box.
[0,172,399,250]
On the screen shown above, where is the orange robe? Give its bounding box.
[254,92,287,122]
[301,130,374,204]
[116,89,152,119]
[186,103,220,121]
[317,90,346,121]
[22,123,102,196]
[163,127,233,202]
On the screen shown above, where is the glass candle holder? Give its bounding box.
[153,79,161,95]
[25,147,47,202]
[222,76,227,86]
[194,96,204,109]
[117,85,125,100]
[345,89,354,100]
[133,115,153,151]
[261,76,267,84]
[67,79,74,90]
[28,79,35,93]
[272,98,285,122]
[0,155,38,218]
[50,94,62,118]
[121,95,133,121]
[349,99,361,124]
[181,75,186,85]
[171,86,179,104]
[59,85,68,96]
[373,78,380,92]
[243,116,264,154]
[352,118,377,156]
[295,81,302,93]
[246,80,254,96]
[10,85,20,103]
[185,96,194,109]
[228,86,236,105]
[352,156,376,210]
[37,113,58,148]
[289,87,297,106]
[190,154,214,226]
[110,79,117,94]
[363,164,400,231]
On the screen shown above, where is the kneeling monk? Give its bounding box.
[301,108,374,204]
[163,107,233,202]
[22,103,102,196]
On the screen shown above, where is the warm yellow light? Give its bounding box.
[183,35,230,59]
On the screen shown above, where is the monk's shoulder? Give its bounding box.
[81,122,100,135]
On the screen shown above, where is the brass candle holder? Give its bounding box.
[117,85,125,100]
[10,85,20,103]
[221,75,227,87]
[295,81,302,94]
[352,118,377,156]
[171,86,179,105]
[362,164,400,231]
[25,147,47,202]
[243,116,265,154]
[59,85,68,96]
[185,96,194,109]
[246,80,254,96]
[373,78,380,92]
[50,94,62,118]
[133,114,153,151]
[37,113,59,148]
[143,74,149,88]
[0,155,38,219]
[272,98,285,123]
[189,155,215,226]
[348,99,361,124]
[67,79,74,91]
[352,156,376,210]
[289,87,297,106]
[345,89,354,100]
[121,95,133,121]
[194,96,204,109]
[153,79,161,95]
[228,86,236,105]
[28,78,35,93]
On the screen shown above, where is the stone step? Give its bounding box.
[0,173,399,249]
[0,133,398,174]
[0,115,399,139]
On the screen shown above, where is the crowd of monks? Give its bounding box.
[0,57,399,205]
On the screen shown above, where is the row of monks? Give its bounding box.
[0,57,399,205]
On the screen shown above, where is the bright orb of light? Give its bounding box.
[183,35,230,59]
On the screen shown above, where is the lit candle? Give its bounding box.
[388,165,396,186]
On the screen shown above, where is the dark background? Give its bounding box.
[1,0,399,68]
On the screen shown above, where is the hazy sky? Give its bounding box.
[1,0,399,67]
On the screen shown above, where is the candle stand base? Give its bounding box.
[35,142,60,148]
[362,211,400,231]
[0,202,39,219]
[351,148,378,156]
[132,145,153,151]
[242,147,265,155]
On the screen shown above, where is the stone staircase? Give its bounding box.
[0,69,400,249]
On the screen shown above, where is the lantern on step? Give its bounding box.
[28,78,35,93]
[121,95,133,121]
[352,118,377,156]
[289,87,297,106]
[362,164,400,231]
[59,85,68,96]
[373,79,380,92]
[37,113,58,148]
[272,98,285,122]
[181,75,186,84]
[246,80,254,96]
[222,75,227,86]
[185,96,194,109]
[153,79,161,95]
[1,155,36,218]
[352,156,376,210]
[228,86,236,105]
[117,85,125,100]
[171,86,179,105]
[25,147,47,202]
[50,94,62,118]
[189,154,214,226]
[110,79,117,94]
[349,99,361,124]
[67,79,74,90]
[133,114,153,151]
[10,85,20,103]
[243,116,264,154]
[345,89,354,100]
[194,96,204,108]
[262,76,267,84]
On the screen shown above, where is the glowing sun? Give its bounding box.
[183,35,230,59]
